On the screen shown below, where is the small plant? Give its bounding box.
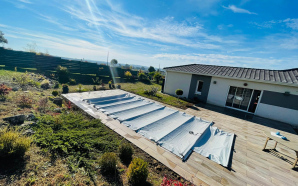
[69,78,76,85]
[127,158,148,185]
[62,84,69,94]
[144,87,159,96]
[175,89,183,101]
[65,101,72,110]
[125,71,132,79]
[92,77,102,85]
[16,93,33,108]
[99,152,117,173]
[15,67,17,72]
[0,84,12,101]
[38,97,48,113]
[15,74,29,90]
[52,90,59,97]
[78,84,82,92]
[118,142,133,162]
[161,175,191,186]
[40,79,50,89]
[93,85,96,91]
[0,127,32,158]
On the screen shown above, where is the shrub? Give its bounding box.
[56,65,69,83]
[125,71,132,79]
[40,80,50,89]
[52,90,59,97]
[92,77,102,85]
[16,93,33,108]
[127,158,148,185]
[138,72,147,81]
[175,89,183,97]
[144,87,159,96]
[0,84,12,100]
[99,152,117,173]
[15,74,29,90]
[153,72,162,84]
[0,128,32,158]
[118,142,133,162]
[161,175,190,186]
[69,78,76,85]
[38,97,48,113]
[62,84,69,94]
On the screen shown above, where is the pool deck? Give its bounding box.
[63,90,298,186]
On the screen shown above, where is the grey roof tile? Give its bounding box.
[164,64,298,85]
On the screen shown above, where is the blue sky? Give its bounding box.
[0,0,298,69]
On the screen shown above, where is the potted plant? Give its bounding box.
[62,84,69,94]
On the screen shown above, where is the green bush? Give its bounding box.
[40,80,50,89]
[127,158,148,185]
[99,152,117,173]
[0,128,32,158]
[34,112,121,174]
[56,65,69,83]
[175,89,183,96]
[52,90,59,97]
[118,142,133,162]
[69,78,76,85]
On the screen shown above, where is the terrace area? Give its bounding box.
[64,89,298,186]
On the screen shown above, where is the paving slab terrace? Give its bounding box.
[62,89,298,186]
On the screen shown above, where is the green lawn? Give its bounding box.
[118,82,193,109]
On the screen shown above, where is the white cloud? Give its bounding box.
[18,0,32,4]
[283,18,298,30]
[153,53,297,69]
[223,5,257,15]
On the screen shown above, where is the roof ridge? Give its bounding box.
[164,63,297,71]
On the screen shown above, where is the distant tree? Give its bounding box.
[148,66,156,73]
[24,42,38,53]
[153,72,162,84]
[124,64,130,69]
[124,71,132,79]
[141,66,145,70]
[110,59,118,66]
[0,31,8,46]
[138,72,147,81]
[148,72,155,80]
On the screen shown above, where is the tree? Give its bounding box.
[138,72,148,81]
[0,31,8,45]
[148,66,156,73]
[153,72,162,84]
[110,59,118,66]
[124,71,132,79]
[24,42,38,53]
[148,72,155,80]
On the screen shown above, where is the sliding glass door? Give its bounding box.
[225,86,258,113]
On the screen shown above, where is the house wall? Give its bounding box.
[207,77,298,126]
[188,74,212,102]
[163,71,192,98]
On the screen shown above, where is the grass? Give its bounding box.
[0,70,193,185]
[118,82,193,109]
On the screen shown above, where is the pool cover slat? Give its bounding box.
[137,112,194,142]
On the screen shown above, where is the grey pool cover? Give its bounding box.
[84,93,234,167]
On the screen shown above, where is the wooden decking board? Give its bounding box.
[63,90,298,186]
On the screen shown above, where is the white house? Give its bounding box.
[163,64,298,127]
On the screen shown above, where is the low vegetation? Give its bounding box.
[127,158,149,185]
[118,82,193,109]
[0,127,32,158]
[0,69,193,185]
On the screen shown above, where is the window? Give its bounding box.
[195,80,204,95]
